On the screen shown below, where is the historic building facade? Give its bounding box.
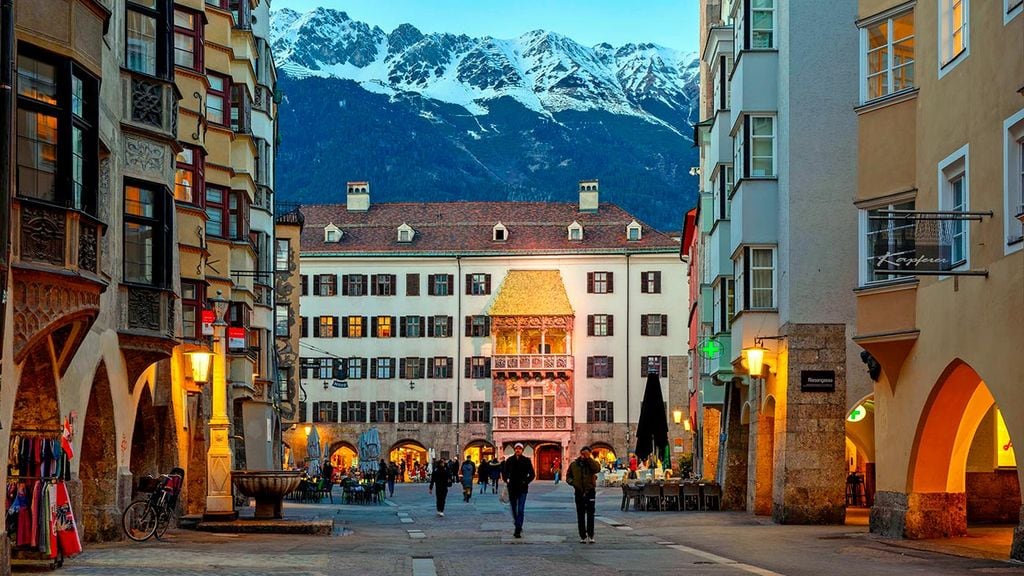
[282,182,687,478]
[853,0,1024,558]
[693,0,872,522]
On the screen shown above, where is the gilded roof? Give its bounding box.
[489,270,574,317]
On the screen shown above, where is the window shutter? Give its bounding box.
[331,316,339,337]
[340,403,349,423]
[333,358,345,379]
[313,317,321,337]
[743,0,751,49]
[483,402,490,422]
[743,116,751,177]
[465,358,471,378]
[464,402,471,423]
[661,356,668,377]
[484,317,491,336]
[339,275,347,296]
[418,316,426,338]
[313,275,321,296]
[607,272,614,293]
[371,316,379,336]
[370,274,378,296]
[407,273,419,296]
[301,274,308,296]
[654,272,661,293]
[427,275,435,296]
[361,358,368,375]
[342,316,350,337]
[465,316,472,335]
[398,402,406,423]
[640,356,647,377]
[399,358,407,378]
[641,273,649,293]
[465,274,472,295]
[608,402,614,422]
[301,316,308,337]
[743,246,751,310]
[371,358,379,376]
[587,315,594,336]
[641,315,649,336]
[587,357,594,377]
[587,272,594,293]
[587,401,594,423]
[661,314,668,336]
[608,356,614,377]
[446,316,453,336]
[485,274,491,294]
[361,316,368,337]
[447,275,454,294]
[607,315,614,336]
[400,316,407,337]
[426,402,434,423]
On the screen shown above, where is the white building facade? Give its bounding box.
[283,182,688,478]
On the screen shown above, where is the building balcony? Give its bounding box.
[254,185,273,213]
[707,108,733,168]
[121,70,178,141]
[492,354,574,372]
[116,284,177,391]
[731,49,778,117]
[853,280,920,386]
[493,415,573,431]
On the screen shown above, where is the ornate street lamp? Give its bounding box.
[187,350,213,384]
[204,290,236,520]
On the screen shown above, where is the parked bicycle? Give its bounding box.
[122,468,184,542]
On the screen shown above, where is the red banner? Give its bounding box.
[227,327,246,350]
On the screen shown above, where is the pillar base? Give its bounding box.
[0,533,10,576]
[1011,508,1024,561]
[773,500,845,525]
[871,491,966,539]
[202,510,239,522]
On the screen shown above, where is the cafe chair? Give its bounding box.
[682,483,701,511]
[702,484,722,511]
[642,483,663,511]
[661,482,680,511]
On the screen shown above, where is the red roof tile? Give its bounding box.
[299,201,680,255]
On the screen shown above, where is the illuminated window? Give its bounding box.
[861,10,915,102]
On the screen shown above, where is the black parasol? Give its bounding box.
[634,371,669,462]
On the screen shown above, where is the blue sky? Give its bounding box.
[274,0,700,53]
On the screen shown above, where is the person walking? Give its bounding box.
[489,458,501,493]
[501,443,535,538]
[478,459,490,494]
[551,456,561,484]
[428,458,452,516]
[386,461,398,497]
[566,445,602,544]
[460,457,476,502]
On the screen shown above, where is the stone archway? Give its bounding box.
[11,344,62,434]
[80,361,119,542]
[328,441,358,471]
[130,383,177,492]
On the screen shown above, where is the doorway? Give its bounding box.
[534,444,562,480]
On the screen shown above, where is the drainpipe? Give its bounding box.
[455,256,462,460]
[0,0,13,353]
[624,253,631,455]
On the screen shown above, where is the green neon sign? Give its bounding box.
[697,338,723,360]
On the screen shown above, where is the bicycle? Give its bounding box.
[122,468,183,542]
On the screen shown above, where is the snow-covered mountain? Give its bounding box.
[269,7,701,231]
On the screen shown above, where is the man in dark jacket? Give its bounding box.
[501,443,535,538]
[566,445,602,543]
[478,459,490,494]
[428,458,451,517]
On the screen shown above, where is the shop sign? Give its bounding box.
[868,210,990,277]
[800,370,835,392]
[331,380,348,389]
[227,327,246,350]
[201,309,215,336]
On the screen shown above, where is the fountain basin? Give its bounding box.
[231,470,303,519]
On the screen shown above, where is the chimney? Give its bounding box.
[578,179,599,213]
[346,181,370,212]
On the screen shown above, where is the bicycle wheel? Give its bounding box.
[154,507,172,540]
[123,500,158,542]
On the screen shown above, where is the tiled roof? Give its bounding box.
[489,271,573,316]
[299,201,680,255]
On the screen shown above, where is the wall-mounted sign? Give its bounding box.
[847,404,867,423]
[800,370,836,392]
[331,380,348,389]
[868,210,991,277]
[227,327,246,350]
[201,309,215,336]
[697,338,723,360]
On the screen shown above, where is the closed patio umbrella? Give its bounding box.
[634,372,669,462]
[307,426,322,477]
[359,427,381,475]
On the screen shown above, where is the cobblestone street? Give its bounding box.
[21,482,1024,576]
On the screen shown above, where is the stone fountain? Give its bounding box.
[231,470,303,519]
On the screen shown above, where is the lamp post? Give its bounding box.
[204,290,236,520]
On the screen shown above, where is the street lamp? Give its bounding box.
[742,336,785,378]
[187,350,213,385]
[204,290,236,520]
[672,409,683,424]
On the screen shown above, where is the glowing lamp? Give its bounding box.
[683,419,692,432]
[743,346,766,377]
[187,350,213,384]
[304,425,312,436]
[847,405,867,423]
[672,409,683,424]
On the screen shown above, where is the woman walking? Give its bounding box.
[460,457,476,502]
[428,458,451,516]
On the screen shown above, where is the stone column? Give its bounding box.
[771,323,846,525]
[1012,506,1024,561]
[721,383,748,511]
[871,491,966,539]
[702,406,721,481]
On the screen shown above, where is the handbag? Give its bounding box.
[498,485,509,504]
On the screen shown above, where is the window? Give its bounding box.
[714,278,736,331]
[316,274,338,296]
[227,190,250,241]
[312,401,338,423]
[16,52,98,213]
[344,316,366,338]
[348,357,367,379]
[230,84,251,134]
[316,316,336,338]
[398,401,423,423]
[749,0,775,48]
[568,222,583,240]
[429,357,453,379]
[715,55,733,111]
[299,316,308,337]
[587,401,614,423]
[493,224,507,241]
[370,401,394,423]
[862,10,915,101]
[465,401,490,423]
[1008,0,1024,22]
[465,357,491,379]
[173,8,203,71]
[862,199,916,284]
[180,280,205,339]
[372,316,395,338]
[316,357,333,379]
[397,225,413,243]
[127,0,170,77]
[641,271,661,294]
[124,182,171,287]
[715,165,734,220]
[939,145,969,270]
[301,274,308,296]
[342,274,366,296]
[406,273,420,296]
[587,271,613,294]
[587,356,614,378]
[205,185,227,238]
[1004,112,1024,249]
[466,315,491,337]
[324,227,340,242]
[175,146,203,205]
[427,402,452,423]
[939,0,969,71]
[748,116,775,177]
[228,0,251,29]
[206,73,229,126]
[641,314,669,337]
[275,239,290,273]
[400,315,424,338]
[372,274,396,296]
[466,273,491,295]
[736,247,776,309]
[429,315,453,338]
[428,274,453,296]
[340,401,367,423]
[587,314,613,337]
[641,356,668,377]
[401,357,425,379]
[509,384,554,417]
[275,304,289,337]
[372,357,395,379]
[627,226,641,241]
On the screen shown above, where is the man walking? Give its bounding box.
[566,445,601,543]
[428,457,452,517]
[501,443,535,538]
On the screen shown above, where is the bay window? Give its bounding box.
[939,0,969,72]
[862,198,916,284]
[205,185,227,238]
[173,8,203,72]
[862,10,915,102]
[228,190,250,241]
[175,146,203,205]
[749,116,775,177]
[735,246,776,310]
[181,279,205,339]
[124,181,172,287]
[207,73,229,126]
[750,0,775,48]
[126,0,172,77]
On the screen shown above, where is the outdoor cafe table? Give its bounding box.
[623,480,719,511]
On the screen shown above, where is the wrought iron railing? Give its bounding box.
[493,415,571,431]
[491,354,574,371]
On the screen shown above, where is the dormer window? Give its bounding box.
[493,222,508,242]
[627,220,642,241]
[324,223,342,243]
[397,223,414,243]
[568,221,584,241]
